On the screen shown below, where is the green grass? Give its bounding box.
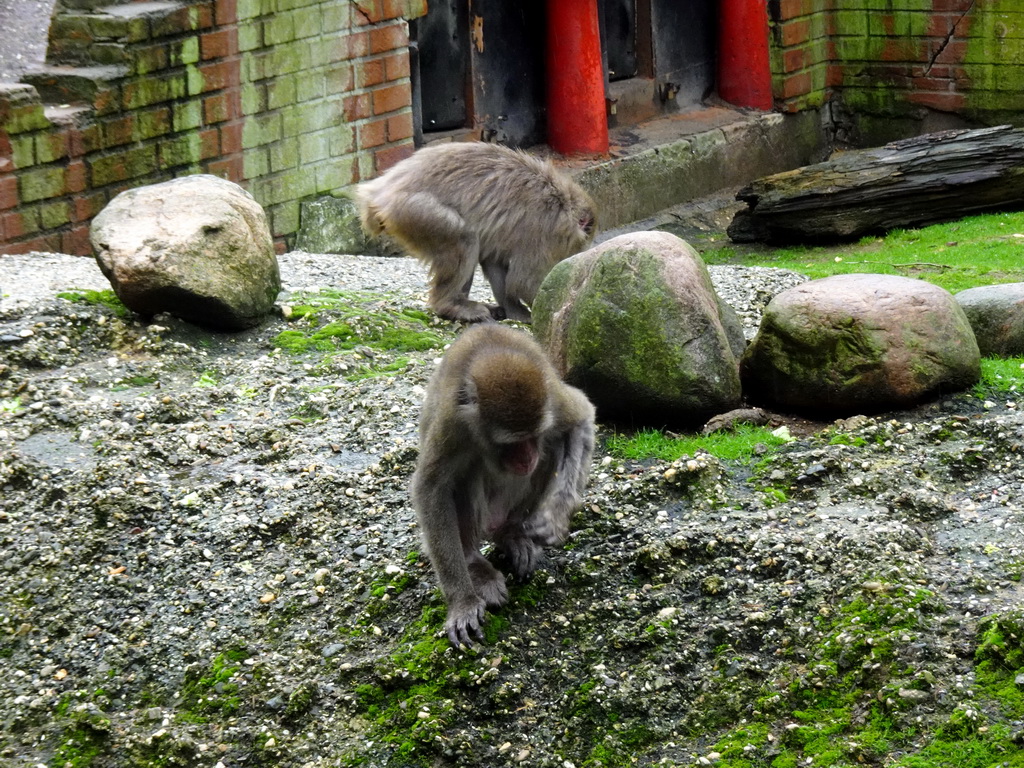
[975,356,1024,396]
[56,289,131,318]
[701,210,1024,293]
[605,424,791,462]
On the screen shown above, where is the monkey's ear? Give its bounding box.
[457,379,478,407]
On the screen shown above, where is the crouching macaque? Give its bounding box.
[412,324,596,646]
[355,142,596,324]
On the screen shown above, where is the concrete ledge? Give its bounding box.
[572,107,830,230]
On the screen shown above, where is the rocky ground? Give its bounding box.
[0,0,54,83]
[1,235,1023,767]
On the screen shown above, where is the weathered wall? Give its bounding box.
[0,0,421,255]
[772,0,1024,145]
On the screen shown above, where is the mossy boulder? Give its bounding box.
[955,283,1024,357]
[741,273,980,415]
[532,231,746,426]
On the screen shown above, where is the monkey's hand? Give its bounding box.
[446,595,487,648]
[525,511,570,547]
[499,535,544,580]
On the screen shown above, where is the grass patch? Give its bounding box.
[974,356,1024,397]
[56,289,131,318]
[275,289,445,356]
[606,424,790,463]
[701,210,1024,293]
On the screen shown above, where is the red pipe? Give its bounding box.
[718,0,774,110]
[546,0,608,156]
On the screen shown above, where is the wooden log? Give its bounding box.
[727,125,1024,243]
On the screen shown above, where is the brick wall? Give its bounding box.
[771,0,1024,143]
[0,0,422,255]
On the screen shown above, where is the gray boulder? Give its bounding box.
[741,273,980,414]
[294,195,401,256]
[533,231,746,426]
[955,283,1024,357]
[90,175,281,331]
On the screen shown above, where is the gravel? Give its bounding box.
[1,245,1022,767]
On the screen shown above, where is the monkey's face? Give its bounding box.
[499,436,540,476]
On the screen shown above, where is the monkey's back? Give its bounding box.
[357,143,592,265]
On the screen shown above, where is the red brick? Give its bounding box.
[383,52,410,81]
[2,211,25,239]
[353,0,384,25]
[926,14,957,38]
[73,192,106,223]
[370,23,408,54]
[0,132,12,168]
[781,20,810,47]
[932,40,967,65]
[204,93,227,123]
[199,59,241,92]
[778,0,811,21]
[374,142,413,172]
[356,58,386,88]
[220,121,243,154]
[783,48,806,74]
[880,39,925,62]
[215,0,238,26]
[0,175,17,210]
[199,128,220,159]
[65,160,87,194]
[207,155,243,182]
[382,0,408,20]
[346,31,370,57]
[372,84,410,114]
[932,0,973,10]
[781,72,812,99]
[359,118,387,148]
[343,92,372,121]
[201,29,237,60]
[68,124,101,157]
[913,76,954,91]
[101,115,136,147]
[61,224,91,256]
[387,112,413,142]
[826,64,844,87]
[907,90,965,111]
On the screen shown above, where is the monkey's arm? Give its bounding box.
[411,460,488,646]
[530,386,596,545]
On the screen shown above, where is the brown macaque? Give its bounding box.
[411,324,596,646]
[355,142,597,324]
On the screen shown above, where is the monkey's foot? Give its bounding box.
[497,536,544,580]
[468,558,508,608]
[445,595,487,647]
[500,301,532,324]
[433,299,495,323]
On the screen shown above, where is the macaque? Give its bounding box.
[411,324,596,646]
[355,142,597,324]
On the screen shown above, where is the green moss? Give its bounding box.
[177,646,250,721]
[607,424,790,463]
[274,290,445,379]
[57,289,132,318]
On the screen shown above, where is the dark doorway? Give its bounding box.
[601,0,638,81]
[652,0,716,105]
[411,0,469,133]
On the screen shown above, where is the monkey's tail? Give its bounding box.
[354,189,387,236]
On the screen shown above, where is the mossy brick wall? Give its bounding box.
[771,0,1024,139]
[0,0,422,255]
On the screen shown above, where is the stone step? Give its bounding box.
[48,1,187,67]
[22,64,128,107]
